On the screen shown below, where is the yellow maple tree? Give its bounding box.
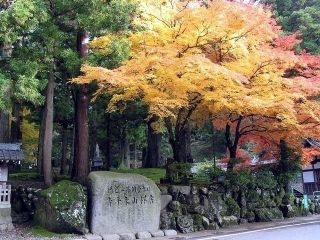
[74,0,319,164]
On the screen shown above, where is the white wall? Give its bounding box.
[314,162,320,169]
[303,171,315,183]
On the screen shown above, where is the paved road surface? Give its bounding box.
[195,221,320,240]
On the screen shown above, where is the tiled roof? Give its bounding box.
[306,139,320,148]
[0,144,24,162]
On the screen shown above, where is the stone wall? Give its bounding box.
[11,186,40,224]
[9,181,320,235]
[159,184,320,233]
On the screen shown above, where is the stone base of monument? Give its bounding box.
[85,230,177,240]
[0,205,14,231]
[86,172,178,240]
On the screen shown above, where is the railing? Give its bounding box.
[304,183,320,195]
[0,183,11,204]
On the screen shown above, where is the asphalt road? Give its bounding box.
[196,221,320,240]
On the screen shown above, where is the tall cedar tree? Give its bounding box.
[1,0,135,185]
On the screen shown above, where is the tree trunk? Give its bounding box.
[119,127,130,168]
[119,131,125,167]
[225,118,242,172]
[72,84,90,181]
[225,123,235,172]
[10,103,22,143]
[125,137,130,168]
[227,146,237,171]
[0,43,12,143]
[37,107,46,175]
[0,112,10,143]
[72,31,90,182]
[145,121,161,167]
[60,124,68,175]
[133,143,138,168]
[142,147,147,167]
[42,69,54,186]
[68,125,75,176]
[105,113,112,170]
[172,121,193,163]
[210,120,217,169]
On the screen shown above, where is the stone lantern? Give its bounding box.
[0,143,24,230]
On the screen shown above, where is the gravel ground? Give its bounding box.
[0,225,85,240]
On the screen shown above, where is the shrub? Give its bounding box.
[193,160,224,182]
[225,197,241,217]
[282,193,295,205]
[225,169,254,191]
[255,171,277,190]
[166,162,192,184]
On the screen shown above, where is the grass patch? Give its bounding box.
[9,172,41,181]
[112,168,166,184]
[9,171,70,182]
[29,225,79,238]
[9,168,166,184]
[29,225,61,238]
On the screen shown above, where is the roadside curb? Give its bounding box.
[155,215,320,240]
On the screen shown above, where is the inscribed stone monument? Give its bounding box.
[88,172,161,235]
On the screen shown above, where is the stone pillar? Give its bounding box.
[0,180,13,231]
[0,205,13,231]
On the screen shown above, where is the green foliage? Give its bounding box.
[10,60,45,104]
[193,161,224,182]
[0,0,48,43]
[1,0,136,113]
[247,189,261,203]
[69,0,136,34]
[54,83,74,124]
[267,0,320,53]
[166,162,192,184]
[0,73,10,110]
[282,192,295,205]
[225,169,254,190]
[275,140,301,191]
[225,197,241,217]
[89,37,131,69]
[9,172,40,181]
[0,59,45,111]
[255,171,277,190]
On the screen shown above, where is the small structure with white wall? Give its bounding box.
[0,143,24,230]
[301,157,320,195]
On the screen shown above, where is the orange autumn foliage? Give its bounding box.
[73,0,320,164]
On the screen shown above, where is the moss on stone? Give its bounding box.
[225,197,240,217]
[254,208,283,222]
[246,190,260,203]
[192,214,203,227]
[208,191,221,201]
[35,180,87,234]
[41,180,85,209]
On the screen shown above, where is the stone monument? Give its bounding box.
[88,172,161,236]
